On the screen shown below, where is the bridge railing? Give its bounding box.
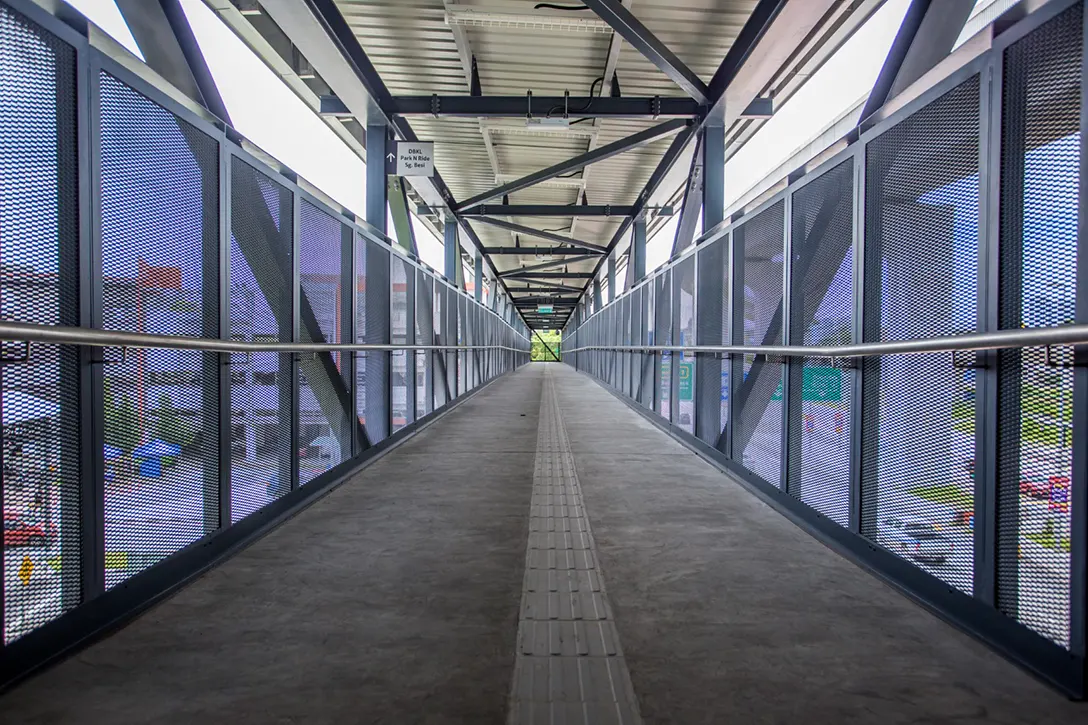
[565,0,1087,697]
[0,0,529,688]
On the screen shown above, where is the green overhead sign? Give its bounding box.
[536,305,554,314]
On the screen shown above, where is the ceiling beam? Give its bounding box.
[582,0,709,104]
[470,217,607,253]
[464,205,633,217]
[483,247,602,255]
[505,272,595,280]
[507,282,586,293]
[391,96,700,118]
[499,254,600,277]
[456,118,690,211]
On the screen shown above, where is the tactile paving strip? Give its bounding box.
[507,368,642,725]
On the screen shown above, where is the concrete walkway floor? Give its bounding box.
[0,363,1084,724]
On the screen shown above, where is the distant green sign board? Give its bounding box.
[536,305,553,314]
[678,361,694,401]
[771,366,842,402]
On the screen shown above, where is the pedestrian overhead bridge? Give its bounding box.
[0,0,1087,721]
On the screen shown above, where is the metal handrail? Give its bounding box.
[564,324,1088,359]
[0,321,528,354]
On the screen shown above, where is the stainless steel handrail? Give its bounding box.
[0,321,528,354]
[564,323,1088,358]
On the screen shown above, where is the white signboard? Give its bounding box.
[387,142,434,177]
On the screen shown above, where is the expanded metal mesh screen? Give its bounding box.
[357,237,389,445]
[298,200,349,484]
[391,255,413,432]
[621,295,631,397]
[1,3,80,643]
[786,159,854,526]
[640,284,654,408]
[861,76,980,595]
[416,270,433,418]
[732,201,785,487]
[996,4,1081,647]
[457,294,466,394]
[99,73,220,588]
[432,281,448,408]
[674,256,696,434]
[446,286,458,400]
[696,236,727,447]
[229,158,293,519]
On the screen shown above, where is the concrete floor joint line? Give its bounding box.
[507,366,642,725]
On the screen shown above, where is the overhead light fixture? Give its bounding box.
[483,120,596,139]
[527,117,570,128]
[444,9,612,33]
[495,174,585,190]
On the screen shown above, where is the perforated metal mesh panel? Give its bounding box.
[621,295,631,396]
[229,158,293,519]
[432,282,447,408]
[787,159,854,526]
[628,288,640,399]
[391,255,413,432]
[696,236,727,446]
[99,73,219,587]
[996,5,1081,647]
[1,3,80,642]
[416,270,433,417]
[358,237,389,445]
[732,202,785,486]
[862,76,980,595]
[298,200,349,484]
[674,257,696,434]
[446,286,458,399]
[457,294,466,393]
[640,285,654,408]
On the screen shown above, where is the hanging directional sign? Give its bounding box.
[385,141,434,177]
[537,305,554,314]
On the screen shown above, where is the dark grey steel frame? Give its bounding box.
[564,0,1088,698]
[0,0,529,690]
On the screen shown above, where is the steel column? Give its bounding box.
[474,254,483,302]
[607,254,616,303]
[444,219,459,283]
[60,28,95,615]
[632,215,647,283]
[215,138,231,529]
[702,120,725,233]
[366,117,389,233]
[84,61,106,600]
[974,55,1000,607]
[1070,0,1088,663]
[848,149,866,534]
